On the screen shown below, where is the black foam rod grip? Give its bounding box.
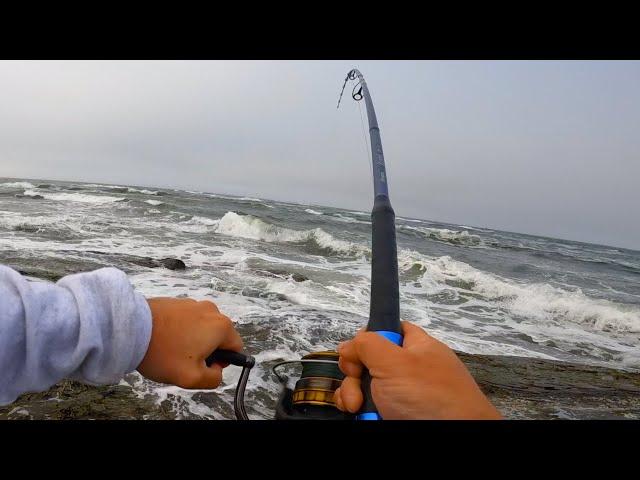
[357,195,401,419]
[368,195,401,333]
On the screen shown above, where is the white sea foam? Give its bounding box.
[129,188,158,195]
[1,181,36,189]
[401,225,483,246]
[305,209,322,215]
[84,183,125,189]
[144,199,164,206]
[23,190,125,204]
[215,211,368,256]
[399,252,640,334]
[187,215,219,226]
[330,213,370,225]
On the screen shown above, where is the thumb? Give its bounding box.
[346,331,406,375]
[400,321,437,348]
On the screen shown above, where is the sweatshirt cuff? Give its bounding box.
[128,291,153,373]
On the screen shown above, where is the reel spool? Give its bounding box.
[273,351,354,420]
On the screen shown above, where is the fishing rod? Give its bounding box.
[207,69,402,420]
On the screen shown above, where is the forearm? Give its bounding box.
[0,265,152,405]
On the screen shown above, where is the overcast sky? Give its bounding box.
[0,60,638,250]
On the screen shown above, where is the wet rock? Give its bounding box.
[14,193,44,200]
[0,380,176,420]
[263,268,309,282]
[1,352,639,420]
[457,352,640,420]
[156,258,186,270]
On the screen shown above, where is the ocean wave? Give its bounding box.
[397,216,422,223]
[186,215,219,226]
[1,181,36,189]
[329,213,370,225]
[23,190,125,204]
[0,213,90,237]
[305,209,322,215]
[144,199,164,206]
[167,215,221,233]
[129,188,159,195]
[400,225,483,247]
[399,252,640,334]
[215,211,368,257]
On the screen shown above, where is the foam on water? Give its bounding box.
[305,209,322,215]
[398,252,640,334]
[130,188,158,195]
[0,181,36,189]
[23,189,125,204]
[215,211,368,257]
[400,224,483,247]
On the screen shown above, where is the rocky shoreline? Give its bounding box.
[2,352,638,420]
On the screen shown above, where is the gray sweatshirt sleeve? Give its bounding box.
[0,264,152,406]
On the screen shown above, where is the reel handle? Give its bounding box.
[206,349,255,368]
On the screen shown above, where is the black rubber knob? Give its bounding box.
[206,349,255,368]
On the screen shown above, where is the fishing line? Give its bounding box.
[357,100,374,185]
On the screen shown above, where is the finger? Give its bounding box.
[339,376,363,413]
[341,331,404,373]
[401,321,445,349]
[215,315,244,352]
[333,387,346,411]
[338,355,363,378]
[195,363,224,389]
[200,314,243,358]
[199,299,220,313]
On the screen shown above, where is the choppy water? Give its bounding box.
[1,177,639,419]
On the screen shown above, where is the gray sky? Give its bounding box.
[1,60,638,250]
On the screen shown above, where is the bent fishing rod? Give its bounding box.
[207,69,402,420]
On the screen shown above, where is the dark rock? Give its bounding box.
[456,352,640,420]
[15,193,44,200]
[0,380,176,420]
[262,268,309,282]
[156,258,186,270]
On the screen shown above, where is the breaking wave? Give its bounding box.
[399,252,640,334]
[23,190,125,204]
[400,225,484,247]
[1,182,36,189]
[215,211,368,257]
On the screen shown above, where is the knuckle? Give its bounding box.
[199,300,219,312]
[217,314,234,330]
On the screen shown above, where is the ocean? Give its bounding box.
[1,177,639,419]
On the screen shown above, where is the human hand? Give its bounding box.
[334,321,502,419]
[137,298,243,389]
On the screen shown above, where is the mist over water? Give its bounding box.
[1,177,639,419]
